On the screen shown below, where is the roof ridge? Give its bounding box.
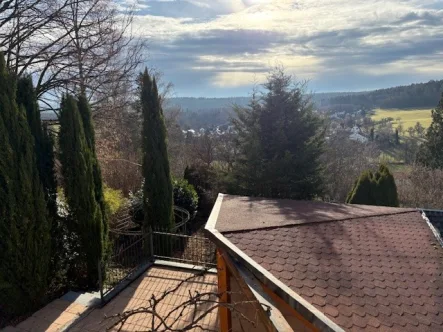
[223,209,419,234]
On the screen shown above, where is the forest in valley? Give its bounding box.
[173,80,443,130]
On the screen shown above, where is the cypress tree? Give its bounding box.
[141,69,174,231]
[232,69,325,199]
[77,95,108,245]
[16,76,57,217]
[375,164,399,207]
[346,164,399,207]
[417,92,443,169]
[59,94,104,287]
[0,54,51,315]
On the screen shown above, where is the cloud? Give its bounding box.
[131,0,443,96]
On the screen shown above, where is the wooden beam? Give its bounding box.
[261,284,319,332]
[217,249,232,332]
[221,249,278,332]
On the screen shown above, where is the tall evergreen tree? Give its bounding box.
[59,94,104,287]
[417,92,443,169]
[232,69,325,199]
[0,54,51,315]
[346,164,399,207]
[16,76,57,217]
[77,95,108,241]
[141,69,174,231]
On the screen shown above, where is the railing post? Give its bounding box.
[98,260,104,304]
[149,226,154,260]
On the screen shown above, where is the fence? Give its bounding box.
[152,230,217,268]
[99,229,216,304]
[99,232,153,304]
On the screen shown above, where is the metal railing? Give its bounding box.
[99,229,216,304]
[152,230,217,268]
[99,232,153,303]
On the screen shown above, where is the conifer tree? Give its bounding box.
[232,69,325,199]
[141,69,174,231]
[0,53,51,315]
[16,76,57,217]
[417,92,443,169]
[346,164,399,207]
[77,95,108,240]
[59,94,104,287]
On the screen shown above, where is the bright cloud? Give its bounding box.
[131,0,443,96]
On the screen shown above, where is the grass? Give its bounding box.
[371,108,433,129]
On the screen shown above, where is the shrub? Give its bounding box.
[346,164,399,207]
[129,178,198,224]
[184,164,218,209]
[172,178,198,218]
[104,186,125,216]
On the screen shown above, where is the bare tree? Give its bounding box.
[0,0,145,117]
[217,131,238,172]
[396,165,443,209]
[323,131,381,202]
[190,132,218,168]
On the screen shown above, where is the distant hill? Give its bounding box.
[169,97,250,111]
[170,92,359,129]
[325,80,443,109]
[170,92,360,111]
[169,81,443,129]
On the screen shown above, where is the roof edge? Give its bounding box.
[205,197,345,332]
[206,193,225,230]
[421,210,443,248]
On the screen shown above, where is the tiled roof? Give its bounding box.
[221,203,443,331]
[216,194,415,232]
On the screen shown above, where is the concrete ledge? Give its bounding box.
[154,259,217,274]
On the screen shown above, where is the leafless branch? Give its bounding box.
[104,269,268,332]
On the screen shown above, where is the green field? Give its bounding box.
[371,108,433,129]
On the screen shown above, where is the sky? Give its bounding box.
[125,0,443,97]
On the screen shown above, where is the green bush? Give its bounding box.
[104,186,125,216]
[129,178,198,224]
[172,178,198,218]
[346,164,399,207]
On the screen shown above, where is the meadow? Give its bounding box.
[371,108,433,129]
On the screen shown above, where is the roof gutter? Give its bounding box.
[205,194,345,332]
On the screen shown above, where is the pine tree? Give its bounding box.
[0,54,51,315]
[346,164,399,207]
[59,94,104,287]
[141,69,174,231]
[417,92,443,169]
[232,69,325,199]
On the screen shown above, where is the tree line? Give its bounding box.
[327,80,443,109]
[0,51,109,316]
[0,50,174,322]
